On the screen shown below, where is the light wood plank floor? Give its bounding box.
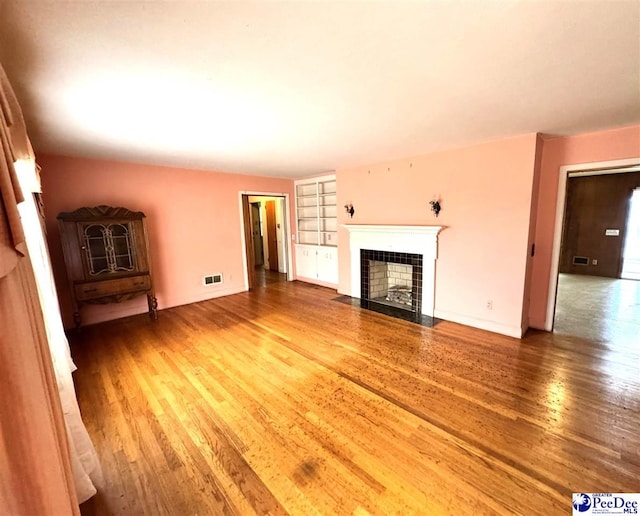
[73,281,640,515]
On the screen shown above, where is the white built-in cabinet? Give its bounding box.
[295,245,338,285]
[295,175,338,285]
[295,245,317,279]
[317,246,339,284]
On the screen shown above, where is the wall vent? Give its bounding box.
[203,273,223,286]
[572,256,589,266]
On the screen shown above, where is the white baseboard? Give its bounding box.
[434,309,524,339]
[295,276,338,289]
[164,286,247,309]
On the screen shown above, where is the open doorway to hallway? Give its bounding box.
[553,274,640,346]
[553,169,640,344]
[621,188,640,280]
[241,194,289,289]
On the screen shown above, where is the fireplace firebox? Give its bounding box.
[360,249,423,314]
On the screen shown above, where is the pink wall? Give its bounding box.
[40,125,639,334]
[40,155,294,328]
[528,125,640,328]
[337,134,539,337]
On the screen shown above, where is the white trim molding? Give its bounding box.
[238,191,294,291]
[545,157,640,330]
[343,224,443,317]
[432,308,524,339]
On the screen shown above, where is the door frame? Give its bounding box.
[545,157,640,330]
[250,202,264,266]
[264,200,279,272]
[621,187,640,279]
[238,191,293,290]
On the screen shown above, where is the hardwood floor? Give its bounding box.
[72,281,640,515]
[253,266,288,288]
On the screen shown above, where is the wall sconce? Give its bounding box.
[429,199,441,217]
[344,203,355,218]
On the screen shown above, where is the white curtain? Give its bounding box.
[15,158,103,503]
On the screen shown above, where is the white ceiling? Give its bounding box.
[0,1,638,178]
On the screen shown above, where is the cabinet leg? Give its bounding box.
[73,311,81,329]
[148,294,158,320]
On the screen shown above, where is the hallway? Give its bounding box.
[254,265,287,288]
[554,273,640,348]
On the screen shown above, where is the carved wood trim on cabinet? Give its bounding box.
[57,205,157,327]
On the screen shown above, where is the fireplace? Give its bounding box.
[344,225,442,320]
[360,250,423,313]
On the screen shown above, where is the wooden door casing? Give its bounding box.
[242,195,256,289]
[266,200,279,272]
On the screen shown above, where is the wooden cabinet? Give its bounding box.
[57,205,157,327]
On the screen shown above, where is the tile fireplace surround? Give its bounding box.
[343,225,443,318]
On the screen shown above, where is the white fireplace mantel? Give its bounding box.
[343,225,443,317]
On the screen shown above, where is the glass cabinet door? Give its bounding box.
[83,223,135,275]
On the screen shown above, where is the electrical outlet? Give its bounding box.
[592,259,598,265]
[486,300,493,310]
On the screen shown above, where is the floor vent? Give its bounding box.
[573,256,589,265]
[203,273,223,286]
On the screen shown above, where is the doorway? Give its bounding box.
[621,188,640,280]
[240,193,292,290]
[550,164,640,344]
[250,202,264,267]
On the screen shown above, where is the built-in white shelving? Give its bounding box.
[295,175,337,247]
[294,174,338,286]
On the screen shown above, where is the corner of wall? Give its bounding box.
[521,134,546,330]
